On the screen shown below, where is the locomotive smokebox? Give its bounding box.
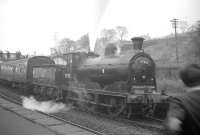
[131,37,144,50]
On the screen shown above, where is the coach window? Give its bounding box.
[12,66,15,72]
[70,55,73,63]
[15,65,18,73]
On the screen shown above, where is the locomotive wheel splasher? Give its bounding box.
[106,97,127,118]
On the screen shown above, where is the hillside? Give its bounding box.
[120,32,200,67]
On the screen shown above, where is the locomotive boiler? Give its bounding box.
[76,37,156,92]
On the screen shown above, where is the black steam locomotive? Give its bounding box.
[0,37,168,118]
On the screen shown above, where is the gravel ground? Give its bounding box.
[55,109,163,135]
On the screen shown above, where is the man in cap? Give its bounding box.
[165,64,200,135]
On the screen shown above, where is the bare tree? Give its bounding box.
[16,51,22,59]
[196,21,200,36]
[193,21,200,56]
[0,50,3,60]
[101,28,117,42]
[6,50,10,60]
[179,21,189,33]
[50,48,58,56]
[58,38,76,54]
[186,21,200,64]
[116,26,128,41]
[77,34,90,51]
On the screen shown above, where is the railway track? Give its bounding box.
[78,106,164,131]
[0,85,164,135]
[0,89,105,135]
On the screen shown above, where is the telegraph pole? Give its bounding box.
[50,32,58,56]
[170,18,179,64]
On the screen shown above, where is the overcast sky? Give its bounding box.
[0,0,200,55]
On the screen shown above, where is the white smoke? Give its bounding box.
[89,0,110,52]
[21,96,71,114]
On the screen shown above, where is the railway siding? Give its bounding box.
[0,96,98,135]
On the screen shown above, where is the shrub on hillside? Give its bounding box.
[157,79,186,94]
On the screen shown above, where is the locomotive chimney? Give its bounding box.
[131,37,144,50]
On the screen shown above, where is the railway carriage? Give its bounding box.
[0,56,54,89]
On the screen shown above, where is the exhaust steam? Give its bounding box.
[21,96,71,114]
[89,0,110,52]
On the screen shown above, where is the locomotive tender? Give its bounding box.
[0,37,168,118]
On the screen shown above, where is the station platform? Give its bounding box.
[0,107,57,135]
[0,96,96,135]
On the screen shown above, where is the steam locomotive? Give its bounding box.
[0,37,169,119]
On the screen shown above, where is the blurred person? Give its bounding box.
[165,64,200,135]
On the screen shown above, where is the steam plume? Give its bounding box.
[21,96,71,114]
[89,0,110,52]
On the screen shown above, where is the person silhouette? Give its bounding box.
[165,64,200,135]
